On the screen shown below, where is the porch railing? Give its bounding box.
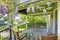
[0,26,15,40]
[0,28,10,40]
[14,31,27,40]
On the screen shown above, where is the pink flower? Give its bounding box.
[0,4,8,14]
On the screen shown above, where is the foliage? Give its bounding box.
[0,25,8,30]
[0,36,5,40]
[20,15,46,29]
[21,15,26,21]
[27,16,46,24]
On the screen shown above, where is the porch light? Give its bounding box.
[46,2,51,6]
[27,7,31,13]
[27,7,35,13]
[31,7,35,13]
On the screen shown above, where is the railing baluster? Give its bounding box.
[9,25,13,40]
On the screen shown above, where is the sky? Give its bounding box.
[23,0,28,2]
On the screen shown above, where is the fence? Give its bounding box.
[0,26,28,40]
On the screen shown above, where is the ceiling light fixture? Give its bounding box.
[31,7,35,13]
[27,7,30,13]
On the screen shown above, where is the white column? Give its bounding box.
[46,15,51,33]
[58,1,60,40]
[53,10,56,34]
[58,1,60,36]
[46,15,49,33]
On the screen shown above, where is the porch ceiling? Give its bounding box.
[18,1,57,15]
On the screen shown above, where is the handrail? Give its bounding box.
[0,26,15,40]
[14,31,27,40]
[20,33,27,40]
[0,27,27,40]
[0,28,9,33]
